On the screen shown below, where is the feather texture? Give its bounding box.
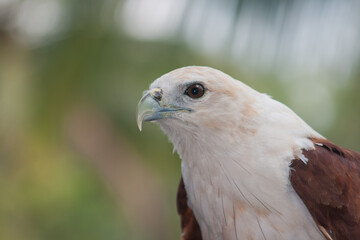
[290,138,360,240]
[177,177,203,240]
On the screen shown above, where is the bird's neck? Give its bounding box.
[161,98,323,239]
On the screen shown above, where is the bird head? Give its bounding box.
[137,66,259,137]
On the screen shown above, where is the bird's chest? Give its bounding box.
[181,161,325,240]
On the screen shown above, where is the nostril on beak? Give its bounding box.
[150,88,162,102]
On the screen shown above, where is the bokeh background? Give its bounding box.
[1,0,360,239]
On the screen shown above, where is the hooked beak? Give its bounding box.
[136,88,191,131]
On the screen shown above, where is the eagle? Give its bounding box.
[136,66,360,240]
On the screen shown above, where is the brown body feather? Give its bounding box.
[177,177,202,240]
[290,138,360,240]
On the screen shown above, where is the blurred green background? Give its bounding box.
[0,0,359,239]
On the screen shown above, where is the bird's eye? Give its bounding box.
[185,84,205,99]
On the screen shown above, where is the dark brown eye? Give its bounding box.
[185,84,205,99]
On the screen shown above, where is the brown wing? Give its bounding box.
[177,177,202,240]
[290,138,360,240]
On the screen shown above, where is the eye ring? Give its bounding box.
[185,83,205,99]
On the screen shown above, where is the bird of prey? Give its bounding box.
[136,66,360,240]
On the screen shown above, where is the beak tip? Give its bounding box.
[136,91,159,132]
[136,117,143,132]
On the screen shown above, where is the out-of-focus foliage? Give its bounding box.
[0,0,359,240]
